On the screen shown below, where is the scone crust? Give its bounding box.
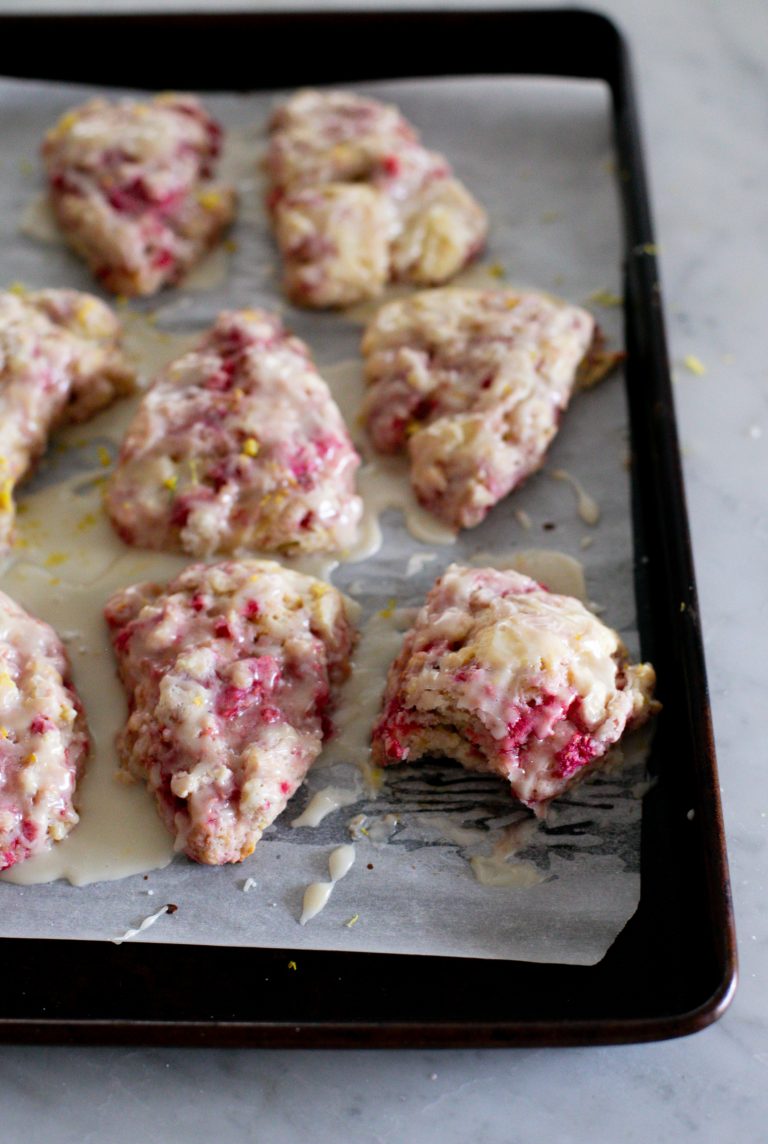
[361,287,596,528]
[0,287,134,550]
[42,93,235,296]
[0,589,88,870]
[105,559,357,865]
[106,308,363,557]
[266,89,487,307]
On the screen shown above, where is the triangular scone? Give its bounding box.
[42,93,235,296]
[0,589,89,870]
[361,288,598,529]
[106,309,363,557]
[0,288,135,551]
[371,565,658,810]
[266,89,487,307]
[105,560,357,865]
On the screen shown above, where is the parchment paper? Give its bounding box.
[0,74,652,965]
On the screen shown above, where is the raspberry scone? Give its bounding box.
[105,560,357,865]
[266,89,488,307]
[0,287,134,551]
[42,93,235,296]
[371,565,658,810]
[106,308,363,556]
[361,287,598,529]
[0,589,89,870]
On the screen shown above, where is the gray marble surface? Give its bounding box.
[0,0,766,1140]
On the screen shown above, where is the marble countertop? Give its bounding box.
[0,0,766,1140]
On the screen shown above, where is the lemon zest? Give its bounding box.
[683,354,706,376]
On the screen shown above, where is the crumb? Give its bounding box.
[542,521,556,531]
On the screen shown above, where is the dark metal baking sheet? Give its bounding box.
[0,7,736,1047]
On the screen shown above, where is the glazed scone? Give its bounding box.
[106,308,363,556]
[105,560,357,865]
[42,93,235,296]
[266,89,488,307]
[361,288,597,529]
[0,589,89,870]
[371,565,658,810]
[0,287,134,551]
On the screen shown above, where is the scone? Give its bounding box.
[361,287,597,529]
[106,308,363,556]
[0,287,134,551]
[371,564,658,809]
[0,589,89,870]
[105,560,357,864]
[42,93,235,296]
[266,88,488,307]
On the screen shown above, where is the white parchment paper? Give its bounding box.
[0,74,652,965]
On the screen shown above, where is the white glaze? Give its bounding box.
[322,359,457,549]
[291,786,360,828]
[299,880,333,925]
[405,551,438,577]
[551,467,601,525]
[318,609,412,787]
[19,193,61,244]
[471,547,587,601]
[347,812,399,843]
[469,855,543,888]
[299,842,355,924]
[111,903,172,945]
[327,843,355,882]
[469,815,544,887]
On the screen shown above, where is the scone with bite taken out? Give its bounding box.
[371,564,658,811]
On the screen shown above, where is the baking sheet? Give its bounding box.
[0,73,650,966]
